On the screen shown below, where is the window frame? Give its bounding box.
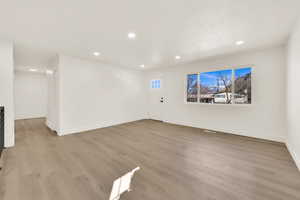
[184,64,254,106]
[151,79,162,89]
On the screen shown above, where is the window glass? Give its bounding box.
[200,69,233,104]
[151,80,161,89]
[186,67,252,105]
[151,81,155,88]
[187,74,198,102]
[234,67,251,104]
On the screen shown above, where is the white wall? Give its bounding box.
[287,19,300,170]
[54,55,147,135]
[0,41,14,147]
[146,46,287,142]
[46,55,60,131]
[14,71,47,120]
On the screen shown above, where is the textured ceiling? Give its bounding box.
[1,0,299,69]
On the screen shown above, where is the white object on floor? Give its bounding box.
[109,166,140,200]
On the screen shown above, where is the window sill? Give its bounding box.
[184,102,253,107]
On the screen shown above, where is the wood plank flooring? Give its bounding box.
[0,118,300,200]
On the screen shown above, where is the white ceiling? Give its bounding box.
[1,0,299,69]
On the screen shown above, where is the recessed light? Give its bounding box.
[140,64,145,68]
[236,41,245,46]
[29,68,37,72]
[128,32,136,39]
[175,56,181,60]
[93,52,100,56]
[46,70,53,75]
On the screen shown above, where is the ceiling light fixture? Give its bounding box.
[140,64,145,68]
[29,68,37,72]
[128,32,136,39]
[236,41,245,46]
[46,70,54,75]
[93,52,100,56]
[175,56,181,60]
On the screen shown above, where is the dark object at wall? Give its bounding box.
[0,107,4,157]
[160,97,164,103]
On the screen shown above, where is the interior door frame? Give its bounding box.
[149,79,164,121]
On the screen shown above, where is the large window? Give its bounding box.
[186,67,252,104]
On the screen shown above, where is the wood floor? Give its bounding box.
[1,118,300,200]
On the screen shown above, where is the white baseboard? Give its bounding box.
[162,119,285,143]
[45,120,56,131]
[15,116,46,120]
[286,142,300,171]
[58,118,146,136]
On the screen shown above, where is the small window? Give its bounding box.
[151,79,161,89]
